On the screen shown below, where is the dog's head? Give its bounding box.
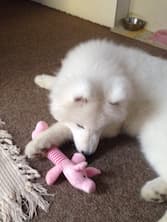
[36,41,132,155]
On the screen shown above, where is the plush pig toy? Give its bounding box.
[32,121,101,193]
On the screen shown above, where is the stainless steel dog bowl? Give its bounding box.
[122,16,146,31]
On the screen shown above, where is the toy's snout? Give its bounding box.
[63,165,97,193]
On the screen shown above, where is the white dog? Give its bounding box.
[25,39,167,221]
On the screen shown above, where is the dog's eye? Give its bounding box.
[109,102,120,106]
[76,124,85,129]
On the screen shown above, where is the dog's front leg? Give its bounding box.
[25,122,72,158]
[158,211,167,222]
[139,112,167,221]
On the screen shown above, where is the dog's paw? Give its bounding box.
[25,138,50,158]
[25,140,40,158]
[141,177,167,203]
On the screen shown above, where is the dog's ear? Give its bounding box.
[34,74,56,90]
[109,77,132,105]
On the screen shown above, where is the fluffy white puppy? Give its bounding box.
[25,39,167,221]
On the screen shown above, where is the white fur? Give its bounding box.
[34,74,55,90]
[26,39,167,221]
[158,211,167,222]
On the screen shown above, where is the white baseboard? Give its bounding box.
[32,0,130,28]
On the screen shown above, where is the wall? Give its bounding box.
[130,0,167,32]
[33,0,130,28]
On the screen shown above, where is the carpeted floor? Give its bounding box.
[1,0,167,221]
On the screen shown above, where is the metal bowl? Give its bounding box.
[122,16,146,31]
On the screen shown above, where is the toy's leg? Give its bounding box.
[45,166,62,185]
[25,122,72,158]
[140,112,167,203]
[32,121,48,138]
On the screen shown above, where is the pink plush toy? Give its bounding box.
[32,121,101,193]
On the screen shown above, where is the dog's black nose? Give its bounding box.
[81,151,94,163]
[81,151,92,157]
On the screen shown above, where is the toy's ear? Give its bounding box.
[74,161,88,171]
[45,166,62,185]
[72,153,86,163]
[109,77,132,105]
[34,74,56,90]
[85,167,101,177]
